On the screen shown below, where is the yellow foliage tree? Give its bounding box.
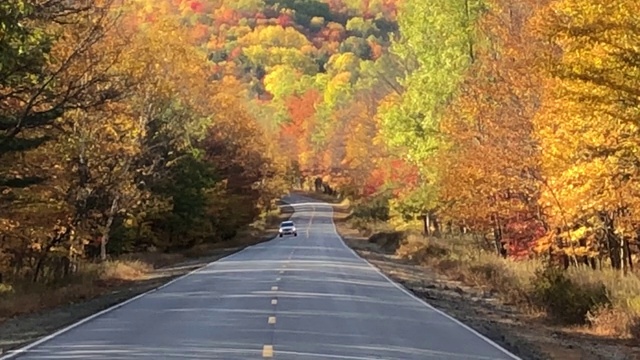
[533,0,640,270]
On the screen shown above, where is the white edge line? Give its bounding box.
[312,196,522,360]
[0,236,269,359]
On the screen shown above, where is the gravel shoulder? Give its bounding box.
[333,213,640,360]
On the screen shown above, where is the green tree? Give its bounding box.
[379,0,480,164]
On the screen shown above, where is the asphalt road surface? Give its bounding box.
[2,195,521,359]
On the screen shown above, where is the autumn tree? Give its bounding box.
[533,0,640,271]
[360,0,479,229]
[0,0,133,281]
[431,0,549,257]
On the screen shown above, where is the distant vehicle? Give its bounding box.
[279,220,297,237]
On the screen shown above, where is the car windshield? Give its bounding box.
[281,221,294,227]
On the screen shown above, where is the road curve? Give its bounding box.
[2,195,520,360]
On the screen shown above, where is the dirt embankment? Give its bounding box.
[0,203,293,353]
[328,204,640,360]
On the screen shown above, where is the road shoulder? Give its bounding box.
[0,203,293,354]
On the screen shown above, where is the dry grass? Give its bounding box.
[121,252,187,268]
[98,260,153,281]
[577,268,640,338]
[395,235,540,307]
[358,224,640,340]
[0,259,153,321]
[347,218,391,237]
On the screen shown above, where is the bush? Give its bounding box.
[368,231,404,253]
[468,261,532,305]
[396,233,448,262]
[352,193,391,222]
[531,266,611,324]
[587,306,640,338]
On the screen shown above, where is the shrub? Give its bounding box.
[368,231,404,253]
[468,261,532,305]
[531,266,611,324]
[397,234,449,263]
[352,193,391,222]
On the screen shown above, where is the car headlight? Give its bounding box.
[291,227,296,232]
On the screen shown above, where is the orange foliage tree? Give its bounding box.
[437,0,550,258]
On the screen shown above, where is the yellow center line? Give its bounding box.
[268,316,276,324]
[262,345,274,358]
[271,286,278,291]
[271,299,277,305]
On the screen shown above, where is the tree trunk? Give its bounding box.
[433,214,442,238]
[101,196,119,262]
[492,213,506,258]
[626,238,633,272]
[620,237,627,275]
[423,214,431,236]
[463,0,475,62]
[33,226,72,282]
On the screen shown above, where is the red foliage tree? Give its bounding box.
[276,14,293,27]
[190,1,203,12]
[503,216,547,260]
[388,159,419,194]
[228,47,243,60]
[279,89,321,167]
[364,168,386,197]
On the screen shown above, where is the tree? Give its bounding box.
[0,0,131,281]
[533,0,640,271]
[434,0,549,257]
[378,0,480,165]
[0,1,123,152]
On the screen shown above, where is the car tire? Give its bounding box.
[294,233,297,237]
[279,234,283,237]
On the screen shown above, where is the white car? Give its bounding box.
[279,221,297,237]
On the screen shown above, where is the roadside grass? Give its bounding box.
[0,202,294,322]
[376,230,640,339]
[0,260,153,321]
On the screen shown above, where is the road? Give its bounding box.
[2,195,520,359]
